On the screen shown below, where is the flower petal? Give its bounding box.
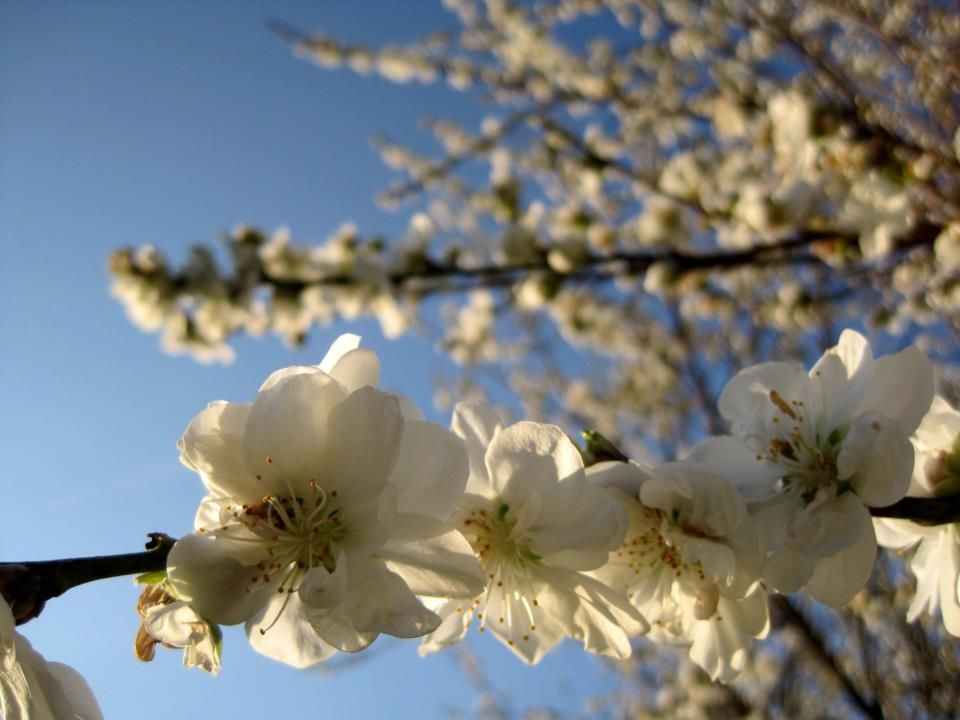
[417,599,473,656]
[323,343,381,394]
[178,401,258,501]
[840,413,913,506]
[318,333,361,373]
[451,401,504,495]
[854,347,934,434]
[319,386,405,507]
[718,362,814,442]
[167,534,274,625]
[805,501,877,607]
[391,421,469,520]
[246,593,338,669]
[345,563,441,639]
[379,514,484,597]
[243,369,347,494]
[485,422,584,505]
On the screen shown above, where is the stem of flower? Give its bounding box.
[0,533,176,625]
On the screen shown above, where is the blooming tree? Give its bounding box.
[4,0,960,718]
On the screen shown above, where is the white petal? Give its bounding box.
[418,598,473,656]
[299,561,349,611]
[873,518,924,549]
[536,567,646,660]
[810,330,873,433]
[319,387,404,507]
[718,362,813,438]
[686,436,783,501]
[527,476,625,558]
[854,347,934,434]
[805,502,877,607]
[318,334,361,373]
[167,534,274,625]
[762,546,815,595]
[688,591,767,682]
[345,563,441,639]
[480,578,565,664]
[380,515,484,597]
[450,401,504,495]
[326,348,381,394]
[243,369,347,494]
[391,421,469,520]
[43,661,103,720]
[485,422,584,505]
[937,527,960,636]
[585,461,648,495]
[178,401,258,501]
[245,593,338,668]
[840,413,914,506]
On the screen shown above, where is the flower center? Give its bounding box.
[199,479,347,597]
[462,502,542,570]
[458,501,543,647]
[616,502,718,620]
[760,390,842,501]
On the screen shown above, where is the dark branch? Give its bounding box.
[0,533,176,625]
[869,496,960,526]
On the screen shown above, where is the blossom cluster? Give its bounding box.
[109,0,960,466]
[137,330,957,686]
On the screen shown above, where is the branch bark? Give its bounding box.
[0,533,176,626]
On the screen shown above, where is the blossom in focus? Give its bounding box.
[875,395,960,635]
[0,596,102,720]
[167,334,484,668]
[692,330,933,606]
[419,402,648,664]
[589,460,768,682]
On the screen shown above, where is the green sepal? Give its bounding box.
[135,570,168,586]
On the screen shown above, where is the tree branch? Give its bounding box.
[869,496,960,526]
[0,533,176,625]
[772,596,884,720]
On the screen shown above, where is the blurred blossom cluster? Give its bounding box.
[109,0,959,458]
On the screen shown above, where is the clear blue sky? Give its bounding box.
[0,2,621,717]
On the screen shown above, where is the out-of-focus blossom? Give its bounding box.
[0,597,102,720]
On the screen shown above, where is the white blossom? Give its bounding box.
[875,396,960,635]
[167,334,484,668]
[693,330,933,606]
[420,402,648,663]
[0,597,102,720]
[589,460,768,682]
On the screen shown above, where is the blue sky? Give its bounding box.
[0,2,625,718]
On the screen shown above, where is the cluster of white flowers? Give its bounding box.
[84,0,960,710]
[140,329,954,685]
[108,0,959,466]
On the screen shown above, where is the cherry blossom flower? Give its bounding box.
[419,402,648,664]
[0,597,102,720]
[692,330,933,606]
[589,460,768,682]
[135,584,221,674]
[167,334,484,668]
[875,396,960,635]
